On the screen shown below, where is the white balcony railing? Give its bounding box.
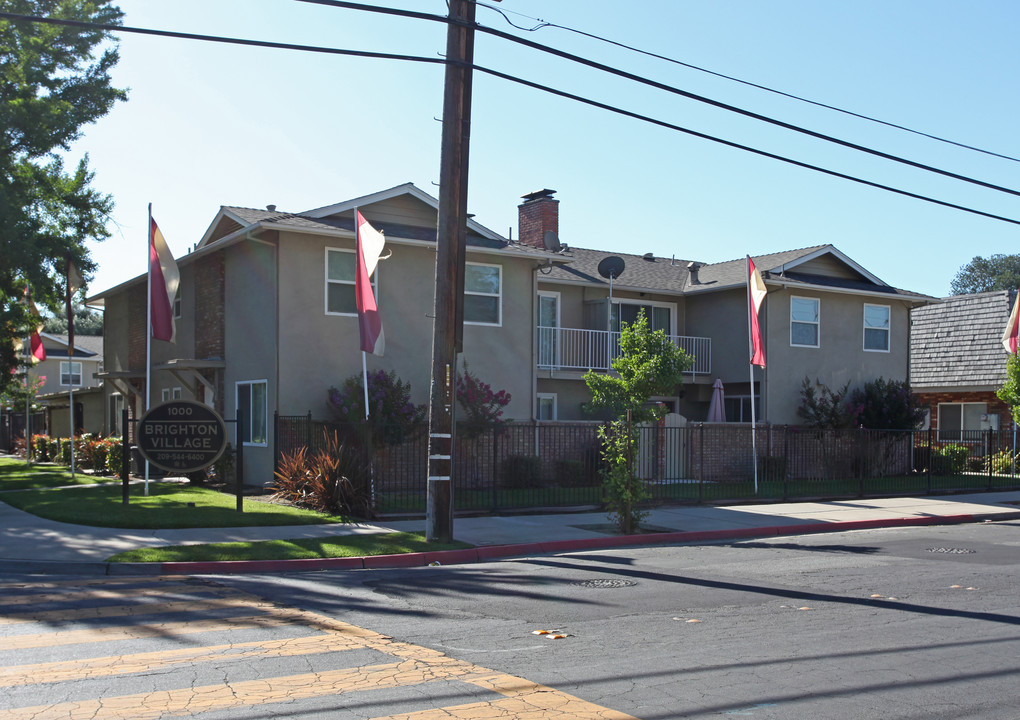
[537,327,711,375]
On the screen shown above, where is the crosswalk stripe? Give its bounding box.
[0,634,362,687]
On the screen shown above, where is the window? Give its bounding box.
[724,395,759,423]
[325,248,377,315]
[60,361,82,387]
[464,262,501,325]
[611,302,673,334]
[938,402,986,442]
[161,387,182,402]
[109,394,125,436]
[790,296,819,347]
[864,304,890,352]
[173,288,182,319]
[537,393,557,420]
[237,380,268,446]
[538,292,559,368]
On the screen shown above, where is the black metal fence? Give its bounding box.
[0,410,47,453]
[274,413,1020,517]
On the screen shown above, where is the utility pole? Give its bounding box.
[426,0,476,542]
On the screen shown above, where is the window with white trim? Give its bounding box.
[325,248,377,316]
[938,402,986,442]
[863,304,890,352]
[60,361,82,387]
[611,300,675,334]
[537,393,557,420]
[790,296,819,347]
[464,262,501,325]
[237,380,268,446]
[724,395,760,423]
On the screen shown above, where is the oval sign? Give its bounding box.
[137,400,228,473]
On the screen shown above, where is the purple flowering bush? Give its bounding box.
[328,370,426,445]
[456,367,511,440]
[848,377,926,430]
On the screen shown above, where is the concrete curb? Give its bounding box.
[3,511,1016,577]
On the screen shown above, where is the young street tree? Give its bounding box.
[998,353,1020,426]
[584,311,693,533]
[0,1,125,382]
[950,254,1020,295]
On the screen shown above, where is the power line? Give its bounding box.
[3,10,1018,227]
[476,1,1020,165]
[296,1,1020,200]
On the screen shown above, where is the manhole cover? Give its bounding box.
[571,578,637,589]
[927,547,976,554]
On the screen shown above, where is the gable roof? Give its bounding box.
[910,290,1013,390]
[37,333,103,358]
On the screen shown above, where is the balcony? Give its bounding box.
[537,327,711,375]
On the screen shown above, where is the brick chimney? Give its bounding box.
[517,189,558,249]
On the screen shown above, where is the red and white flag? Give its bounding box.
[149,217,180,342]
[1003,288,1020,354]
[356,210,385,356]
[748,257,767,367]
[18,286,46,363]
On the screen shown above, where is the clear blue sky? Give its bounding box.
[72,0,1020,298]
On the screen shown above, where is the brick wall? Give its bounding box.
[915,390,1012,431]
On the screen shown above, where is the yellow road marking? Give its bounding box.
[0,633,363,687]
[0,595,277,625]
[5,659,486,720]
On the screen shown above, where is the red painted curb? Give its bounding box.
[363,552,427,569]
[423,549,479,565]
[161,556,365,574]
[476,542,546,560]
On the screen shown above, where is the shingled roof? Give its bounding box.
[910,290,1013,389]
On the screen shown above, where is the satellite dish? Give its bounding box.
[597,256,626,280]
[543,231,562,252]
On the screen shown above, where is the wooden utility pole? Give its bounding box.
[426,0,476,542]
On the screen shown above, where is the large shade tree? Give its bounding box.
[950,254,1020,295]
[0,0,125,383]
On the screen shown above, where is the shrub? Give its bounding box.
[991,450,1019,475]
[328,370,426,446]
[107,439,124,478]
[75,434,95,470]
[59,438,72,465]
[47,438,60,463]
[89,437,114,475]
[270,431,371,518]
[553,459,591,488]
[32,434,49,461]
[848,377,926,430]
[932,444,969,474]
[797,377,853,428]
[501,454,542,489]
[457,365,511,440]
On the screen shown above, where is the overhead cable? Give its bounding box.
[3,10,1018,227]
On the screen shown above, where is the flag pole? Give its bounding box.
[67,258,76,478]
[23,332,31,464]
[746,257,759,494]
[355,207,371,420]
[144,203,152,495]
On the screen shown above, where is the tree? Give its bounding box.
[950,254,1020,295]
[42,302,103,335]
[0,1,126,386]
[797,377,853,429]
[998,353,1020,426]
[584,310,693,533]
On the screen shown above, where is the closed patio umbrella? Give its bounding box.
[707,378,726,422]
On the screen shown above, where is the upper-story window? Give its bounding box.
[60,361,82,387]
[325,248,377,316]
[464,262,501,325]
[611,301,673,334]
[790,296,819,347]
[863,304,890,352]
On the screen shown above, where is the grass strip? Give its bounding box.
[0,482,346,529]
[107,532,471,563]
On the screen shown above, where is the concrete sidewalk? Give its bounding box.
[2,487,1020,576]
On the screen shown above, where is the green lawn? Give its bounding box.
[0,457,114,490]
[107,532,471,563]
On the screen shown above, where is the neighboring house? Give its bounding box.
[910,290,1016,440]
[28,334,106,438]
[87,184,933,485]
